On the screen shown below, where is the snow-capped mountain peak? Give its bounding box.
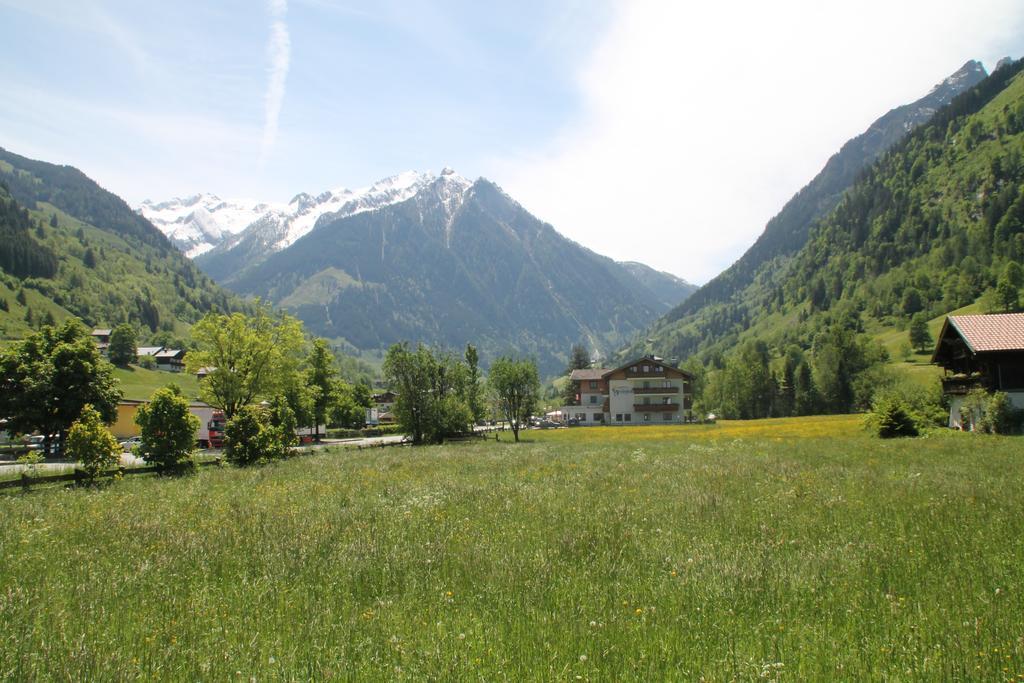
[138,194,282,258]
[138,169,474,259]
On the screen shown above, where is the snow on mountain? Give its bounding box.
[138,194,283,258]
[139,169,473,259]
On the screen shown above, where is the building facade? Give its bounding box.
[564,356,693,425]
[932,313,1024,428]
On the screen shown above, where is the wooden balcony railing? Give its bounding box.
[941,375,991,395]
[632,386,679,395]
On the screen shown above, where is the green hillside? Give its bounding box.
[630,59,1024,417]
[112,365,201,402]
[0,148,248,342]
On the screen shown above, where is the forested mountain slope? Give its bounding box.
[219,176,684,374]
[632,59,1021,365]
[639,61,988,356]
[631,58,1024,419]
[0,148,246,340]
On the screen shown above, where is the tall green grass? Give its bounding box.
[1,417,1022,679]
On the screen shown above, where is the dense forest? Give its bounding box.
[0,183,58,280]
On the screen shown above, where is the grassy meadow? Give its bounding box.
[2,416,1023,679]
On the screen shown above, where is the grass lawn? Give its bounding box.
[113,364,201,401]
[1,416,1023,679]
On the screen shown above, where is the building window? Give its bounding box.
[615,414,622,422]
[630,366,637,373]
[642,365,649,372]
[643,381,650,389]
[589,395,597,404]
[643,414,650,422]
[589,380,598,390]
[624,414,632,422]
[593,413,603,422]
[576,413,585,422]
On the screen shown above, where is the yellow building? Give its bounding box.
[110,400,215,441]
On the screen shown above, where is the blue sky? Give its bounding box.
[3,0,1024,282]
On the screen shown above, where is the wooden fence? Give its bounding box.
[0,458,223,492]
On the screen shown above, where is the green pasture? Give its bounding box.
[1,416,1022,679]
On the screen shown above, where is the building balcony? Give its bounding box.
[632,386,679,395]
[634,403,679,412]
[941,375,991,396]
[626,370,668,379]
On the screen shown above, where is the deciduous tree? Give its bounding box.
[488,357,540,443]
[135,385,199,470]
[305,339,336,441]
[108,323,137,366]
[0,319,122,457]
[66,404,121,481]
[186,308,304,419]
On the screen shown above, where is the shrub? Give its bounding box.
[224,405,290,466]
[866,395,919,438]
[267,396,298,447]
[66,404,121,482]
[135,385,199,471]
[978,392,1020,435]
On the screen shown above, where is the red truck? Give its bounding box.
[206,410,227,449]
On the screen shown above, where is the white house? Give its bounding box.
[563,355,693,425]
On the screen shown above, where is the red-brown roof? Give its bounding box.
[569,368,610,381]
[947,313,1024,353]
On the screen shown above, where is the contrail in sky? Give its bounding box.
[259,0,290,166]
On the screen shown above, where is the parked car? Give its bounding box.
[120,436,142,452]
[23,434,61,455]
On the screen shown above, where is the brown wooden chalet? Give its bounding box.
[932,313,1024,393]
[932,313,1024,426]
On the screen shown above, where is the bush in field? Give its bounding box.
[66,404,121,481]
[871,380,947,431]
[866,395,919,438]
[224,405,290,466]
[978,392,1019,434]
[135,385,199,471]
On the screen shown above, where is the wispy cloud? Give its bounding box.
[494,0,1024,283]
[259,0,291,166]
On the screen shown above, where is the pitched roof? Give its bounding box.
[137,346,163,356]
[605,354,694,379]
[154,348,185,359]
[570,368,610,381]
[947,313,1024,353]
[91,328,112,336]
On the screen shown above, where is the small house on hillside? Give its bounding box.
[137,346,163,360]
[563,355,693,425]
[154,348,186,373]
[932,313,1024,428]
[91,328,112,355]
